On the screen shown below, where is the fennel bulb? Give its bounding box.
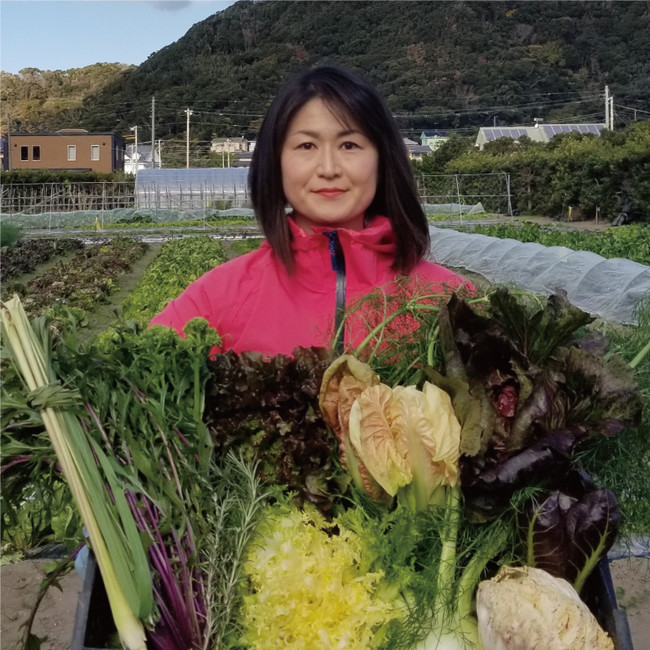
[476,565,614,650]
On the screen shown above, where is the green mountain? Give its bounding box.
[4,1,650,141]
[0,63,134,133]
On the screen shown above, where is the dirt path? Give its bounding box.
[75,241,164,344]
[610,556,650,648]
[1,560,81,650]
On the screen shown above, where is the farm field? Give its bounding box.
[1,221,649,650]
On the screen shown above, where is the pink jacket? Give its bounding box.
[150,216,470,356]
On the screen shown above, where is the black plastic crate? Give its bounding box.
[71,553,120,650]
[72,552,635,649]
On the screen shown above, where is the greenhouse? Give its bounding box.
[429,226,650,324]
[134,167,251,210]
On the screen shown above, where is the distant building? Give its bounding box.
[420,130,448,151]
[4,129,126,173]
[210,137,248,154]
[403,138,432,161]
[125,143,160,174]
[232,150,253,168]
[475,123,606,150]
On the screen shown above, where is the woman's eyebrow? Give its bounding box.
[289,128,365,138]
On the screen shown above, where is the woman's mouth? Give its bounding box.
[314,188,345,198]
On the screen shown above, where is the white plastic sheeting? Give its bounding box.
[429,226,650,324]
[423,202,485,216]
[1,207,256,229]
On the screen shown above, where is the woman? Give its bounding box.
[150,65,470,355]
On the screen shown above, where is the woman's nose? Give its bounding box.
[317,147,340,177]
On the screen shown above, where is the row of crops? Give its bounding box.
[2,228,649,649]
[452,222,650,267]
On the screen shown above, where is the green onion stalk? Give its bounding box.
[0,296,155,650]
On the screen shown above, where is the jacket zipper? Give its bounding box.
[325,230,346,354]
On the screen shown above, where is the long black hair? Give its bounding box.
[249,65,429,273]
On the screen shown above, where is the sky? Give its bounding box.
[0,0,237,74]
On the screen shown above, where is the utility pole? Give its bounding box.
[6,114,11,171]
[604,86,610,129]
[609,95,614,130]
[185,108,193,168]
[130,125,138,175]
[151,96,156,168]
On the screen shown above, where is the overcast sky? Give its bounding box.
[0,0,237,74]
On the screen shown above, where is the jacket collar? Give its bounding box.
[279,215,397,290]
[287,214,396,251]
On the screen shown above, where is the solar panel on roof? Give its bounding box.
[542,124,605,138]
[484,128,528,141]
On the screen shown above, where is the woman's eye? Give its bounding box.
[342,141,361,150]
[298,142,315,150]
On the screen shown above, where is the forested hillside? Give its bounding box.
[0,63,133,132]
[2,1,649,141]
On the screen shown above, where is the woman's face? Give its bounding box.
[281,98,379,232]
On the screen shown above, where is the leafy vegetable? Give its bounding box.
[350,382,461,511]
[204,346,340,510]
[0,237,83,283]
[525,471,620,594]
[487,288,594,367]
[120,236,227,327]
[320,355,462,511]
[240,499,399,649]
[11,238,148,315]
[430,291,644,523]
[476,565,614,650]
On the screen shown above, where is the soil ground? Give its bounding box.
[1,220,648,649]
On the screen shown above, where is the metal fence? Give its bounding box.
[0,181,254,214]
[417,172,512,216]
[1,182,136,214]
[1,173,511,217]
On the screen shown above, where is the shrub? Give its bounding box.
[0,223,23,248]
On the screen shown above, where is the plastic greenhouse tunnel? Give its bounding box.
[428,226,650,324]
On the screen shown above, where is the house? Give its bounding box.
[420,130,448,151]
[124,143,160,174]
[210,137,248,154]
[403,138,432,161]
[232,150,254,168]
[4,129,126,172]
[475,123,606,150]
